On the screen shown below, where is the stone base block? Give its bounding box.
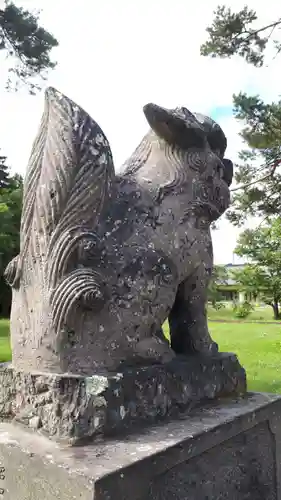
[0,353,245,443]
[0,393,280,499]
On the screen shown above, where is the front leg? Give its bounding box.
[169,265,218,356]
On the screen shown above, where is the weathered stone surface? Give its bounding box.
[4,87,234,373]
[0,353,245,443]
[0,393,280,499]
[146,420,277,500]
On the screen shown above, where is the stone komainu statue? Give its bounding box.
[5,88,233,374]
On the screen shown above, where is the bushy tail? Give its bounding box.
[7,87,115,292]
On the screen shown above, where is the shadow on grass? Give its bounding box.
[0,319,10,338]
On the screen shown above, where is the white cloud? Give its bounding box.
[0,0,280,264]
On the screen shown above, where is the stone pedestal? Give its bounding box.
[0,353,245,443]
[0,393,280,499]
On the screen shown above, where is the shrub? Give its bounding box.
[233,301,254,319]
[211,301,225,310]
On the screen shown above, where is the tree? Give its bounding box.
[208,264,228,308]
[0,2,58,316]
[0,174,22,316]
[226,94,281,226]
[201,6,281,225]
[0,1,58,93]
[233,217,281,319]
[0,151,10,188]
[201,6,281,67]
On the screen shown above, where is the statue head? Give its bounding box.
[139,103,233,220]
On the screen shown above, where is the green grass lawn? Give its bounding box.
[208,304,276,322]
[211,322,281,393]
[0,319,11,362]
[1,313,281,393]
[163,318,281,394]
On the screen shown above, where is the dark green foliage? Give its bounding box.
[0,174,22,316]
[233,218,281,319]
[201,5,281,67]
[0,1,58,93]
[227,94,281,226]
[201,6,281,224]
[0,152,10,188]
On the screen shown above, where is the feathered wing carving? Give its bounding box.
[5,87,115,334]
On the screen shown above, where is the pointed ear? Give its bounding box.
[143,103,206,149]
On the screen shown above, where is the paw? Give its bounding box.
[191,339,219,356]
[134,336,176,364]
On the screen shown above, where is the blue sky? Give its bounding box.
[210,106,235,122]
[0,0,280,264]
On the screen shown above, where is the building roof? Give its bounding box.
[216,263,247,286]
